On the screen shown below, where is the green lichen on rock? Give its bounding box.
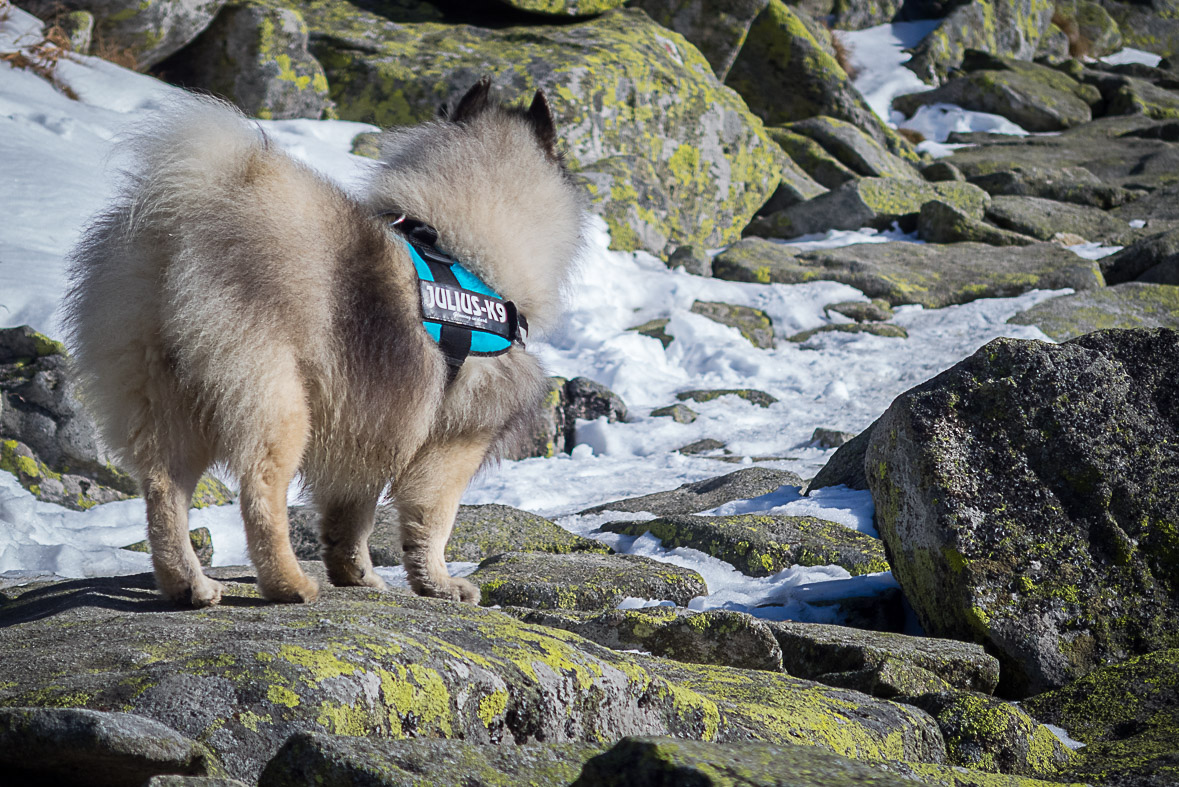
[768,127,857,191]
[918,200,1037,246]
[471,551,707,611]
[984,194,1132,243]
[689,301,774,349]
[675,388,779,408]
[784,116,920,181]
[581,467,802,516]
[0,568,947,781]
[1008,282,1179,341]
[719,239,1101,309]
[867,330,1179,697]
[297,5,784,255]
[123,527,215,567]
[601,514,889,577]
[904,691,1076,777]
[725,0,915,160]
[789,323,909,343]
[496,0,626,14]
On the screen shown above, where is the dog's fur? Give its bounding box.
[64,80,585,606]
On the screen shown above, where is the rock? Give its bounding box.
[505,377,568,460]
[495,0,627,14]
[761,155,830,213]
[894,57,1097,132]
[289,502,607,567]
[750,178,989,238]
[564,376,628,427]
[575,736,914,786]
[785,116,921,181]
[675,388,779,407]
[768,621,1000,696]
[768,128,859,190]
[689,300,774,348]
[1034,19,1071,63]
[805,419,876,493]
[0,706,224,786]
[945,123,1179,191]
[630,319,673,348]
[1111,183,1179,229]
[158,3,330,120]
[123,527,215,567]
[650,403,697,423]
[0,569,947,780]
[868,329,1179,696]
[1101,227,1179,284]
[904,0,1056,85]
[712,237,800,284]
[602,514,889,577]
[967,165,1137,209]
[676,438,726,455]
[922,161,965,182]
[826,300,894,322]
[903,691,1077,776]
[720,240,1101,308]
[810,427,856,448]
[260,733,602,787]
[304,7,784,256]
[917,200,1037,246]
[1007,283,1179,340]
[512,607,784,671]
[788,323,910,342]
[1056,0,1123,57]
[1098,0,1179,58]
[984,194,1133,243]
[632,0,768,80]
[725,0,913,158]
[666,244,711,277]
[472,551,707,611]
[1022,648,1179,787]
[581,467,802,516]
[146,777,247,786]
[20,0,228,68]
[58,9,94,54]
[1091,73,1179,121]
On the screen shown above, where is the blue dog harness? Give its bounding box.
[385,216,527,378]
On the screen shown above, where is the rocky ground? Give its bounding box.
[3,0,1179,785]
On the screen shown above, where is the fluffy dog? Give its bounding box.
[64,79,585,606]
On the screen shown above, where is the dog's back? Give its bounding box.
[65,84,585,606]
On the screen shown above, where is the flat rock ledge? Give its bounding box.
[580,467,802,516]
[0,568,945,782]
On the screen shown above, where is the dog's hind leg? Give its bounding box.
[318,491,388,589]
[144,458,223,608]
[237,373,319,603]
[392,434,491,604]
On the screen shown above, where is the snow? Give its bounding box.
[1101,47,1164,67]
[0,9,1138,623]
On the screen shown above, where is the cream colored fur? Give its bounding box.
[65,88,585,606]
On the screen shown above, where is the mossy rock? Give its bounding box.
[788,323,909,343]
[1106,74,1179,121]
[123,527,216,567]
[904,0,1056,85]
[650,403,697,423]
[298,5,785,256]
[581,467,802,516]
[0,438,132,511]
[984,194,1133,243]
[904,691,1077,777]
[725,0,915,160]
[601,513,889,577]
[632,0,767,80]
[785,116,921,181]
[494,0,626,14]
[1101,227,1179,285]
[768,620,999,697]
[157,2,330,120]
[0,568,948,781]
[511,607,784,671]
[690,301,774,349]
[826,300,894,322]
[1007,282,1179,341]
[1023,648,1179,786]
[0,707,226,785]
[868,330,1179,697]
[967,165,1136,210]
[1097,0,1179,58]
[471,551,707,611]
[629,319,673,349]
[806,418,876,493]
[894,58,1097,132]
[720,239,1101,309]
[918,200,1037,246]
[750,178,989,238]
[767,128,858,190]
[1055,0,1123,57]
[675,388,780,408]
[289,502,608,566]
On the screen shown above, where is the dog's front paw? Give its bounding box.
[259,572,319,604]
[443,576,481,605]
[159,573,224,608]
[325,560,388,590]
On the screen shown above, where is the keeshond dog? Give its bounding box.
[64,79,585,607]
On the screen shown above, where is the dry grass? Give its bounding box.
[90,33,137,70]
[1052,10,1092,59]
[830,29,860,79]
[897,127,926,144]
[0,4,80,100]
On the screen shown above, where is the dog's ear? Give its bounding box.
[527,89,560,162]
[449,76,493,123]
